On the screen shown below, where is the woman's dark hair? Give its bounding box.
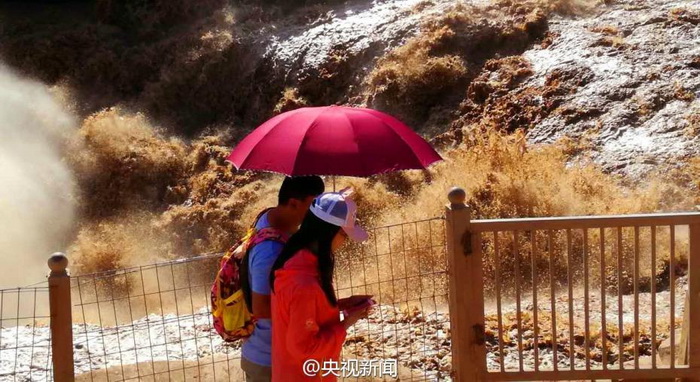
[270,212,340,306]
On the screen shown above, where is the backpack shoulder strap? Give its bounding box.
[239,227,289,314]
[249,227,289,248]
[222,208,273,260]
[251,207,274,229]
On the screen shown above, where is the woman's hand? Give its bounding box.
[338,295,373,311]
[342,307,370,329]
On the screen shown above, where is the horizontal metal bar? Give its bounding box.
[72,252,224,279]
[357,243,448,259]
[483,367,700,380]
[71,218,446,279]
[470,212,700,232]
[335,272,449,291]
[73,359,243,380]
[367,216,444,230]
[0,315,51,321]
[0,287,50,293]
[100,360,242,379]
[72,285,211,306]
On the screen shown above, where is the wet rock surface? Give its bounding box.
[523,0,700,177]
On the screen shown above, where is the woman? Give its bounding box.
[269,190,373,381]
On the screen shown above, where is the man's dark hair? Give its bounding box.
[278,176,325,205]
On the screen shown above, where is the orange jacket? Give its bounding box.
[271,249,346,381]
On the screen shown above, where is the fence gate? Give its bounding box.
[445,187,700,381]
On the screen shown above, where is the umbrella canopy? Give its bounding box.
[227,106,442,177]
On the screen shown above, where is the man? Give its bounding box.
[241,176,325,382]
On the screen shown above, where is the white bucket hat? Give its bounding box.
[309,188,369,242]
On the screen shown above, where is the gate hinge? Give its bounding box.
[462,231,472,256]
[473,324,485,345]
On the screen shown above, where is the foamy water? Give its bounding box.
[266,0,484,72]
[523,0,700,176]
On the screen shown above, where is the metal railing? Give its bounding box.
[0,217,448,381]
[445,188,700,381]
[5,188,700,381]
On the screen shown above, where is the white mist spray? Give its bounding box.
[0,65,76,288]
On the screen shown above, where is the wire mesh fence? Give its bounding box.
[5,209,700,381]
[0,285,53,381]
[336,217,449,381]
[63,216,449,381]
[70,254,241,381]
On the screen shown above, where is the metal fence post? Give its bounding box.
[48,253,75,382]
[446,187,485,381]
[686,223,700,381]
[680,289,690,366]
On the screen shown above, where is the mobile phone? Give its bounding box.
[342,299,376,318]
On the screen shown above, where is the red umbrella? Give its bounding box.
[227,106,442,177]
